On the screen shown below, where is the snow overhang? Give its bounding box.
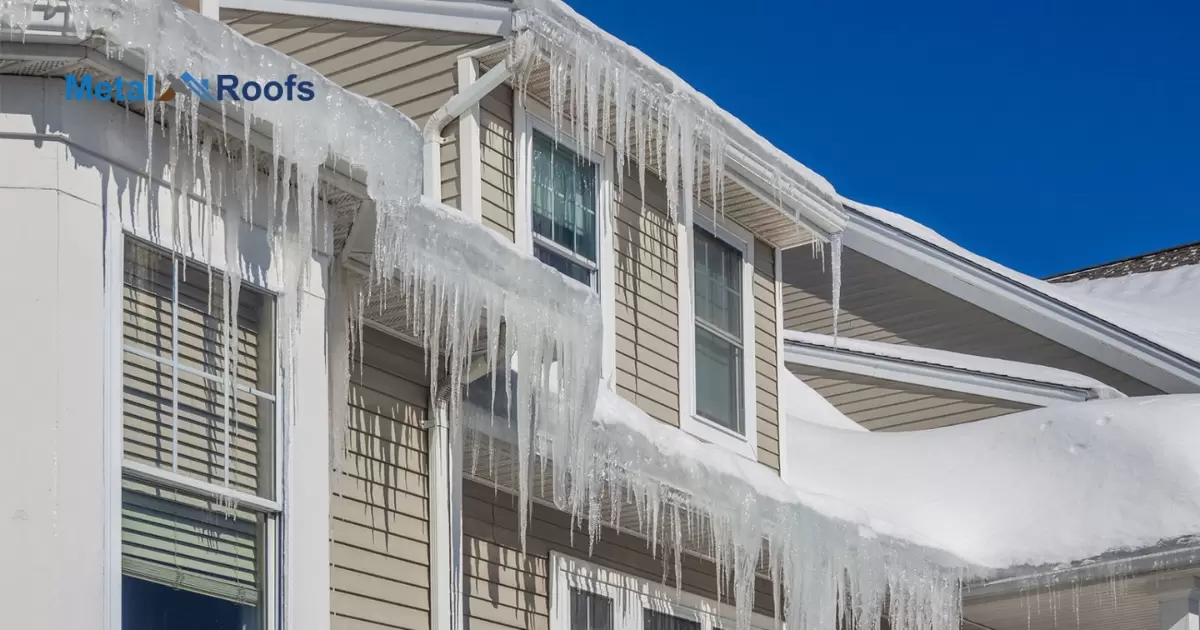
[783,330,1124,407]
[0,0,599,367]
[472,0,847,249]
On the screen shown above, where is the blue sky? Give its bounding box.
[564,0,1200,277]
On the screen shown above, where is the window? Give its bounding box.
[120,239,279,630]
[551,553,774,630]
[530,129,599,288]
[692,226,745,434]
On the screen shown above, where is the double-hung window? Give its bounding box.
[120,238,279,630]
[552,553,772,630]
[530,129,599,288]
[692,226,746,434]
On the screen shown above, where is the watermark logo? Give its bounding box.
[64,72,316,102]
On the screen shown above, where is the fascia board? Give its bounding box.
[783,340,1092,407]
[221,0,513,36]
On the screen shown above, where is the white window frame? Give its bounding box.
[678,211,758,461]
[549,552,776,630]
[514,96,617,384]
[112,233,285,630]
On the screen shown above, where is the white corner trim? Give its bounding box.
[845,210,1200,393]
[102,223,123,630]
[456,55,483,222]
[782,338,1095,407]
[219,0,513,36]
[773,246,787,479]
[678,211,758,462]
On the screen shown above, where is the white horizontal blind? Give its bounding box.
[120,239,275,605]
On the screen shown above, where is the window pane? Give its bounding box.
[121,480,264,611]
[123,575,257,630]
[531,132,597,265]
[695,325,743,432]
[693,228,742,336]
[122,239,275,500]
[644,609,701,630]
[535,244,595,288]
[571,589,614,630]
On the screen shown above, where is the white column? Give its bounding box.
[1157,577,1200,630]
[286,257,332,630]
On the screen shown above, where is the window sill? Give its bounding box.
[679,414,758,462]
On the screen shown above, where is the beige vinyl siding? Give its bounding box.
[480,84,516,241]
[781,245,1162,396]
[614,164,681,426]
[463,480,775,630]
[222,12,503,209]
[330,328,431,629]
[752,239,779,471]
[790,366,1033,431]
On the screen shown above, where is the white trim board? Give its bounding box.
[782,338,1096,407]
[844,208,1200,394]
[220,0,513,36]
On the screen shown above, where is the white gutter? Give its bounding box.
[783,338,1100,407]
[421,58,511,199]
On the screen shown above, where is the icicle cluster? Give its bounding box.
[0,0,603,523]
[467,386,968,630]
[510,0,839,227]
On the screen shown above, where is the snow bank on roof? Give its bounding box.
[850,200,1200,365]
[780,368,867,431]
[783,394,1200,569]
[784,330,1125,399]
[1056,264,1200,344]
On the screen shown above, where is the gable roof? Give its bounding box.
[841,199,1200,393]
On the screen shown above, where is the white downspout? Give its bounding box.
[424,57,511,630]
[421,59,511,200]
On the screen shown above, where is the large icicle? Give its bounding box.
[510,0,840,226]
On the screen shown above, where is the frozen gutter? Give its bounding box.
[783,330,1123,406]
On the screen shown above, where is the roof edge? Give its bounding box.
[783,331,1115,406]
[842,203,1200,393]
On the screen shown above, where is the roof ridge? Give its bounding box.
[1048,240,1200,283]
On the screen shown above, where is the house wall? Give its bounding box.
[0,76,331,629]
[222,11,503,209]
[613,164,682,427]
[752,239,780,470]
[781,244,1162,397]
[330,328,432,629]
[788,366,1033,431]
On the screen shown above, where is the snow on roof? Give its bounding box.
[783,394,1200,569]
[1050,241,1200,282]
[848,200,1200,366]
[784,330,1125,400]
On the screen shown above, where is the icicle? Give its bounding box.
[830,231,843,347]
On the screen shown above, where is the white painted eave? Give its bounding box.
[220,0,513,36]
[783,337,1096,407]
[843,207,1200,394]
